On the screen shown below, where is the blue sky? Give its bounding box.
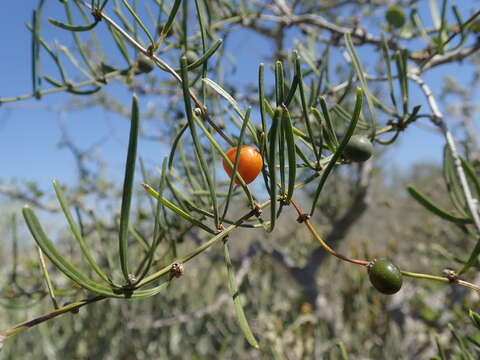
[0,1,479,192]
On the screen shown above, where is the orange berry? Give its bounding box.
[222,146,263,184]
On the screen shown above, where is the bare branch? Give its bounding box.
[422,42,480,71]
[0,185,59,212]
[409,72,480,234]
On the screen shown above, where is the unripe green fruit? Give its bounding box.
[137,55,155,74]
[343,135,373,162]
[185,50,197,65]
[368,259,403,295]
[386,6,406,29]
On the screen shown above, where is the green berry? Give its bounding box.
[185,50,197,65]
[386,7,406,29]
[343,135,373,162]
[137,55,155,74]
[368,259,403,295]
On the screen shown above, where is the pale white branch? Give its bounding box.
[409,72,480,233]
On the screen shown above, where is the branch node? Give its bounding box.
[253,203,262,217]
[296,213,310,223]
[169,263,185,279]
[443,269,459,283]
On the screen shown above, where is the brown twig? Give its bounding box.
[289,198,369,267]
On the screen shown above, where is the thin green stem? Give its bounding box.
[0,70,122,104]
[0,296,106,338]
[36,246,59,309]
[401,271,480,292]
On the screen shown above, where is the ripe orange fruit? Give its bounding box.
[222,146,263,184]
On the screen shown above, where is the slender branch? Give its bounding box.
[422,42,480,71]
[419,10,480,70]
[290,198,369,267]
[80,1,198,105]
[0,70,121,104]
[36,246,59,309]
[260,13,403,51]
[409,72,480,234]
[402,271,480,292]
[79,1,233,145]
[0,185,59,212]
[256,12,480,71]
[129,241,260,329]
[0,296,106,337]
[304,162,373,274]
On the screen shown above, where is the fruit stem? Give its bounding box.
[290,198,369,267]
[401,270,480,292]
[290,195,480,293]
